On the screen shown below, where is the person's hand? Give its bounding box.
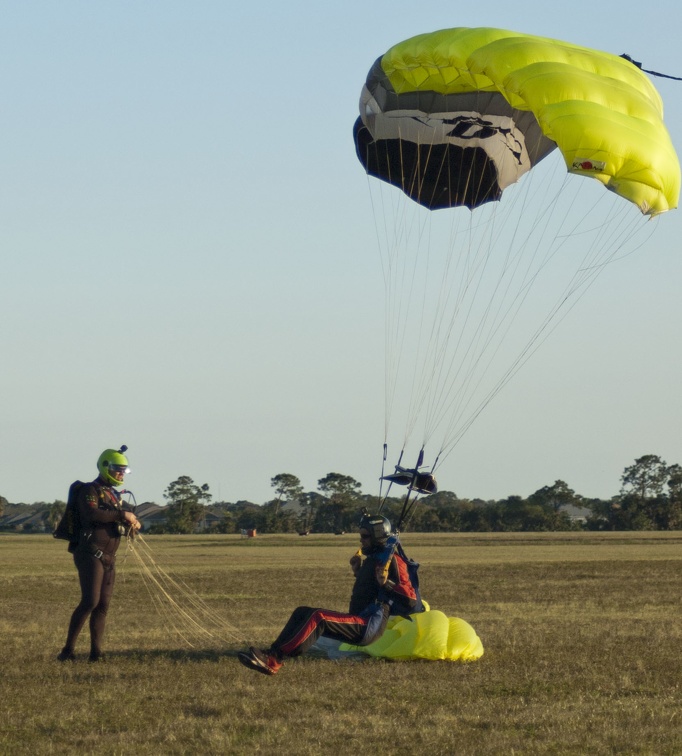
[350,551,362,574]
[124,511,141,532]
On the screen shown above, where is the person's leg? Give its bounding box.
[271,606,370,658]
[238,604,388,675]
[89,564,116,660]
[59,553,104,659]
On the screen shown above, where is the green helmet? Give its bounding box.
[97,445,130,487]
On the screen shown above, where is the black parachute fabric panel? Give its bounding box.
[354,117,502,210]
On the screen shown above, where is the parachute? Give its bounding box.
[355,28,680,509]
[355,27,679,216]
[310,603,484,662]
[346,609,483,662]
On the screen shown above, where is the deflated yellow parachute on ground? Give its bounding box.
[309,603,484,663]
[342,606,484,662]
[354,27,680,215]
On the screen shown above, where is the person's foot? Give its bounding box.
[237,647,282,676]
[88,652,106,663]
[57,648,76,662]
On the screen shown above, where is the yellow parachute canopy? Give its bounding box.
[355,27,680,215]
[341,606,484,662]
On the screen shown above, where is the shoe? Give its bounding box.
[88,652,106,663]
[237,647,282,676]
[57,649,76,662]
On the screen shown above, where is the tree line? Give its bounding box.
[136,454,682,534]
[2,455,681,534]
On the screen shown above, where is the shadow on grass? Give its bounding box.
[55,647,243,664]
[122,647,244,662]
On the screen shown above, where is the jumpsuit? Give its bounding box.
[60,480,125,659]
[268,548,418,661]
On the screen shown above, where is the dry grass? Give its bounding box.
[1,532,681,754]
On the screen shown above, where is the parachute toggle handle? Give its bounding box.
[380,466,438,496]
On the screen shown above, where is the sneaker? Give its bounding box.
[57,648,76,662]
[237,647,282,676]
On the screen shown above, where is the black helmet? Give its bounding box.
[359,514,392,545]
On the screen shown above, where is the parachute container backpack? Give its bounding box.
[53,481,86,552]
[355,27,680,508]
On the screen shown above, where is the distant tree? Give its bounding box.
[317,472,362,500]
[525,480,580,529]
[0,495,7,518]
[270,473,304,516]
[213,509,236,533]
[664,465,682,529]
[621,455,670,501]
[408,504,443,532]
[428,491,465,531]
[616,455,682,530]
[163,476,212,534]
[298,491,325,533]
[231,501,265,532]
[46,500,66,530]
[606,495,653,530]
[528,480,579,511]
[315,473,363,532]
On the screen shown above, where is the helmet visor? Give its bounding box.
[109,464,130,475]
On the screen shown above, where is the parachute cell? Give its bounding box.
[355,27,680,215]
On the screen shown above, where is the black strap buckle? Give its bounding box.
[92,549,104,560]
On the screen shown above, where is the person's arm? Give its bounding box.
[78,487,140,529]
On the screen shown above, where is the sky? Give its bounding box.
[1,0,681,507]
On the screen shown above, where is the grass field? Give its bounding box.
[1,532,681,755]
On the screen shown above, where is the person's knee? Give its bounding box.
[290,605,315,621]
[77,598,98,615]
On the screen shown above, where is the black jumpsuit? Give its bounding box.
[60,480,125,660]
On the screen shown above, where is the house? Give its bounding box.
[0,511,50,533]
[133,504,227,532]
[559,504,592,524]
[134,503,167,532]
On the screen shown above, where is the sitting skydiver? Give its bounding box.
[381,466,438,495]
[237,514,419,676]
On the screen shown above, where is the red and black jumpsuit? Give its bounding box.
[267,548,417,661]
[60,479,126,659]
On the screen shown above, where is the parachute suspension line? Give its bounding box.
[394,147,498,454]
[434,181,652,463]
[367,166,407,443]
[399,128,453,450]
[408,157,544,452]
[431,179,580,455]
[128,534,249,648]
[423,162,572,448]
[375,126,444,450]
[433,165,575,446]
[421,143,567,449]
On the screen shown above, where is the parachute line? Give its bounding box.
[127,534,250,648]
[367,150,654,477]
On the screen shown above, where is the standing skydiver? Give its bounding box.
[237,513,422,676]
[56,446,140,662]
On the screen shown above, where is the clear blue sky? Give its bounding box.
[2,1,681,506]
